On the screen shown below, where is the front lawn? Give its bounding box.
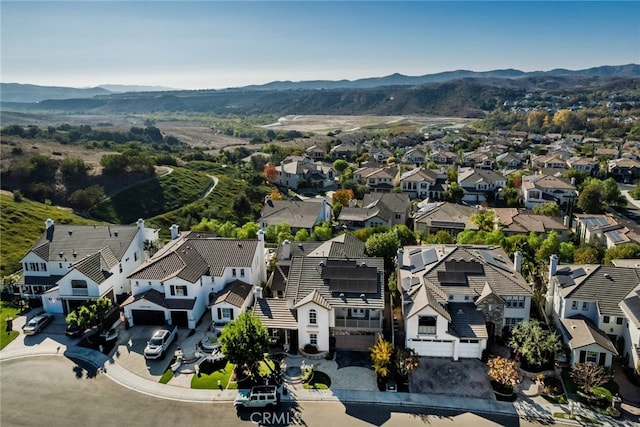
[0,302,21,350]
[191,360,234,389]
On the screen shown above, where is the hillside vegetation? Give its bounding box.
[0,194,105,276]
[89,167,212,224]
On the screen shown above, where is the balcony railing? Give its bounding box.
[71,288,89,296]
[334,317,381,330]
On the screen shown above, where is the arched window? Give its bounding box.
[309,309,317,325]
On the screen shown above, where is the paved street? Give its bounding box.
[0,356,533,427]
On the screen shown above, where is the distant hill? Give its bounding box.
[0,83,111,103]
[1,64,638,117]
[97,84,177,93]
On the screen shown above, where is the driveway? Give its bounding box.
[410,357,494,399]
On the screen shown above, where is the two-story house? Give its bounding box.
[255,234,384,353]
[458,167,506,204]
[608,158,640,183]
[274,156,335,190]
[337,193,410,230]
[619,284,640,375]
[399,245,532,360]
[403,147,427,167]
[20,218,159,315]
[397,167,443,200]
[566,157,597,175]
[493,208,569,241]
[259,198,332,235]
[521,174,577,210]
[546,256,640,367]
[430,150,458,165]
[531,153,567,170]
[353,166,398,192]
[413,201,479,237]
[121,230,266,329]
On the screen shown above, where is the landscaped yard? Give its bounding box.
[191,359,234,389]
[0,301,21,350]
[303,370,331,390]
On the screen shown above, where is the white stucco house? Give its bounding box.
[546,256,640,367]
[121,227,266,329]
[19,218,159,315]
[399,245,532,360]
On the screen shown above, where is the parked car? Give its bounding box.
[234,385,280,409]
[144,326,177,360]
[22,314,54,336]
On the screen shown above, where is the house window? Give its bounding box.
[310,334,317,345]
[505,296,525,308]
[41,263,47,272]
[221,308,233,320]
[170,285,188,296]
[582,302,589,311]
[71,280,88,296]
[616,317,623,325]
[418,316,437,335]
[351,309,366,318]
[571,301,579,310]
[59,263,63,269]
[232,268,237,277]
[504,318,524,329]
[603,316,610,323]
[119,264,123,273]
[309,309,317,325]
[240,269,245,278]
[134,252,138,262]
[586,351,598,364]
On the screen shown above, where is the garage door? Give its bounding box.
[334,334,375,350]
[132,309,165,326]
[171,311,189,328]
[459,342,482,359]
[410,339,454,357]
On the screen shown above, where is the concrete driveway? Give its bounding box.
[410,357,494,400]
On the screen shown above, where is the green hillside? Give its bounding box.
[0,194,104,277]
[89,167,212,224]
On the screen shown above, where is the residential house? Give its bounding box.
[566,157,597,175]
[255,236,385,352]
[353,166,398,192]
[259,198,332,234]
[608,158,640,183]
[305,145,326,161]
[413,202,479,237]
[337,193,410,229]
[496,152,523,169]
[619,284,640,373]
[566,134,584,144]
[572,214,640,248]
[463,151,494,170]
[493,208,569,241]
[368,147,394,163]
[397,167,443,200]
[121,230,266,329]
[399,245,532,360]
[330,143,360,161]
[430,150,458,165]
[521,174,577,210]
[531,153,567,170]
[274,156,334,190]
[458,167,506,205]
[546,258,640,367]
[19,218,159,315]
[403,147,427,167]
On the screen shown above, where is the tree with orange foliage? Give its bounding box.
[269,189,285,200]
[333,189,354,208]
[263,164,278,183]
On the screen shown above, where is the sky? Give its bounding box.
[1,1,639,90]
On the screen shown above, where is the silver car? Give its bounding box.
[22,314,54,335]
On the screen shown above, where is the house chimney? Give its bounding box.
[563,215,570,228]
[257,229,265,243]
[548,254,559,282]
[282,240,291,260]
[137,218,144,229]
[570,177,576,186]
[45,218,54,229]
[397,248,404,269]
[513,250,522,273]
[254,286,263,300]
[170,224,179,240]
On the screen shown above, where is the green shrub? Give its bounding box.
[159,368,174,384]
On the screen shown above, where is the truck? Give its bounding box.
[143,325,177,360]
[234,385,280,409]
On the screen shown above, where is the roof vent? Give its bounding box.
[114,230,118,237]
[68,230,73,236]
[360,294,366,299]
[238,243,242,248]
[339,293,345,298]
[604,273,611,279]
[59,252,64,258]
[73,251,77,258]
[360,262,367,267]
[318,261,325,267]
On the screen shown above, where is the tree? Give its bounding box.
[265,223,292,244]
[604,243,640,265]
[263,164,278,183]
[68,185,106,211]
[65,297,113,333]
[509,320,560,368]
[421,230,453,244]
[236,222,259,239]
[601,178,627,207]
[219,311,270,374]
[393,224,417,247]
[370,335,393,378]
[60,157,88,180]
[536,231,561,263]
[559,242,575,263]
[577,183,604,214]
[311,222,332,241]
[333,189,354,208]
[532,202,560,217]
[470,210,495,231]
[294,228,309,242]
[574,246,601,264]
[365,230,400,271]
[571,362,611,393]
[487,356,520,391]
[333,159,349,173]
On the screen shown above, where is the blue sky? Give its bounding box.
[2,1,639,89]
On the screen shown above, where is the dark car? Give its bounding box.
[22,314,54,336]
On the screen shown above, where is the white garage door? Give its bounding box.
[410,339,454,357]
[458,342,482,359]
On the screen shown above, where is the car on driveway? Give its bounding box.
[144,326,177,360]
[22,314,54,336]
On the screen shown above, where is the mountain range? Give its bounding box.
[1,64,638,118]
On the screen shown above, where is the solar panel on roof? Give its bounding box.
[437,271,468,285]
[607,231,625,243]
[410,252,425,272]
[571,268,586,279]
[422,249,438,266]
[445,260,484,274]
